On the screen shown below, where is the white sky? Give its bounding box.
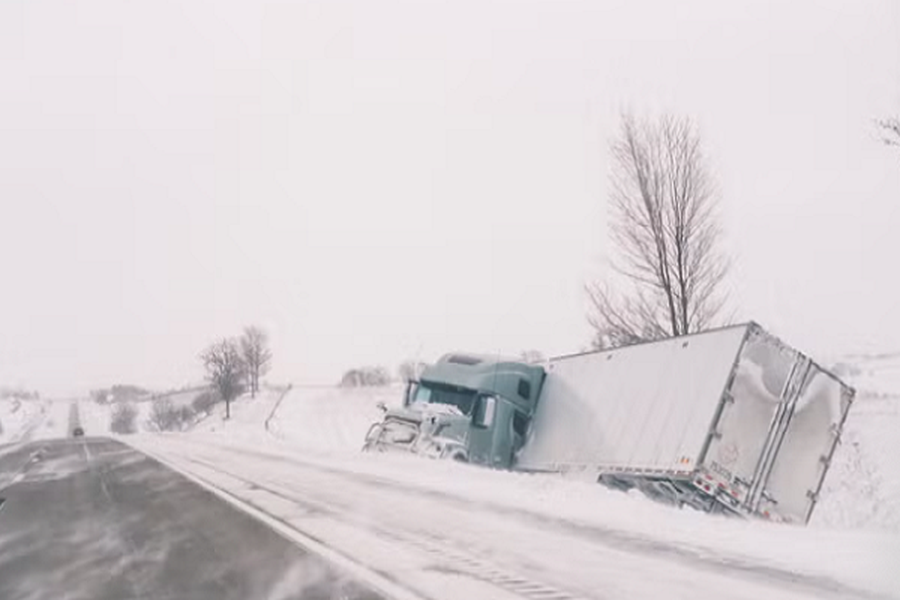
[0,0,897,396]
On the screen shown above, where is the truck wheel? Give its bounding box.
[450,451,468,462]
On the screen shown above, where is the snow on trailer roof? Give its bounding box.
[518,324,753,476]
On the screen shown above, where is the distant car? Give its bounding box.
[72,427,84,437]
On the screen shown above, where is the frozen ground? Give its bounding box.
[811,353,900,533]
[0,398,73,444]
[0,397,44,444]
[267,385,400,452]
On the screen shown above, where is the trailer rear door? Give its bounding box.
[755,365,854,523]
[700,325,798,505]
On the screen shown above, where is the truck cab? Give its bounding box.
[363,354,545,468]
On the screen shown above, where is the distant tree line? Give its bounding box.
[0,387,40,401]
[91,384,150,404]
[109,388,225,435]
[104,325,273,432]
[338,360,431,388]
[339,366,392,388]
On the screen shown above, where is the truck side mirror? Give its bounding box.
[472,395,496,429]
[376,401,387,413]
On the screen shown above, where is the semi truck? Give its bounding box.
[363,322,855,524]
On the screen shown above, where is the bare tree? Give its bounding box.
[240,326,272,398]
[191,389,221,415]
[200,338,245,419]
[878,117,900,148]
[587,114,729,348]
[110,402,138,434]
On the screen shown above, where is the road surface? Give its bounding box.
[131,435,894,600]
[0,437,384,600]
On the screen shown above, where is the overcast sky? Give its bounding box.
[0,0,897,396]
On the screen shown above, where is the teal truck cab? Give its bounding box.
[363,353,545,467]
[363,324,855,525]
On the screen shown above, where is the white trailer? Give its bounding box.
[516,323,854,524]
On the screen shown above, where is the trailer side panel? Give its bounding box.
[517,325,748,475]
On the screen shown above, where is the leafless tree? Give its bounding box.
[146,397,195,432]
[191,389,221,415]
[200,338,245,419]
[587,114,729,349]
[110,402,138,434]
[240,326,272,398]
[878,117,900,148]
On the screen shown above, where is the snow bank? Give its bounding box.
[0,398,45,444]
[814,355,900,532]
[267,385,401,452]
[24,400,72,441]
[191,387,289,435]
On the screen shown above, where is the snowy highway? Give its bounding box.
[0,437,385,600]
[129,434,896,600]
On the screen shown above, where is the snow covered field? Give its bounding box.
[267,385,400,452]
[0,398,44,444]
[0,398,73,444]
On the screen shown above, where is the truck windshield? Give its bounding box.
[411,384,476,416]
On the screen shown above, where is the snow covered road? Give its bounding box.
[129,435,896,600]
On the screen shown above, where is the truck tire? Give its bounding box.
[440,446,468,462]
[448,450,468,462]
